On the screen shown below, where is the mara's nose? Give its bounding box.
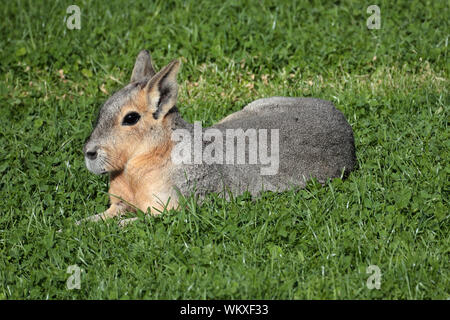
[85,147,98,160]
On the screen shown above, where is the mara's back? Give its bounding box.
[174,97,356,198]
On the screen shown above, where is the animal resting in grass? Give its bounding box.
[82,50,356,223]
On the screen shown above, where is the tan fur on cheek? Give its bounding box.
[128,138,173,173]
[102,143,129,172]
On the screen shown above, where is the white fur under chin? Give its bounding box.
[85,157,106,175]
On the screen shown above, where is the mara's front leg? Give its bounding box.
[115,190,178,227]
[135,186,180,215]
[75,201,132,225]
[77,172,135,225]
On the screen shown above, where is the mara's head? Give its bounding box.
[83,50,180,175]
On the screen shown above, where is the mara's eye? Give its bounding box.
[122,112,141,126]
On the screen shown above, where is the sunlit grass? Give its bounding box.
[0,0,448,299]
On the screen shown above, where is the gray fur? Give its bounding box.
[170,97,356,199]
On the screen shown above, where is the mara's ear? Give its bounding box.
[130,49,156,83]
[145,59,180,120]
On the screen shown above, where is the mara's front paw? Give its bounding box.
[75,213,106,226]
[118,217,139,228]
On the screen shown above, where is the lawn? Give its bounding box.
[0,0,448,299]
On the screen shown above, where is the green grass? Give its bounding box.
[0,0,448,299]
